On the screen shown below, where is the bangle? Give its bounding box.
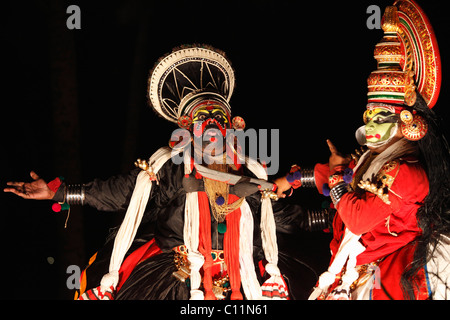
[307,208,328,231]
[286,166,316,188]
[65,184,86,205]
[300,168,315,188]
[330,183,348,206]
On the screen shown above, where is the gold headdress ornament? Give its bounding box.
[367,0,441,109]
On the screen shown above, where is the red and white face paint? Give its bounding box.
[191,101,231,140]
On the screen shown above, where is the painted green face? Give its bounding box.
[364,108,398,144]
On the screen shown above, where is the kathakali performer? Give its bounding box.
[276,0,450,300]
[5,45,325,300]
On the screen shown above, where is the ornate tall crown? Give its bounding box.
[148,45,235,123]
[367,0,441,108]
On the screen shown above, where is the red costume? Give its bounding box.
[313,157,431,299]
[286,0,448,300]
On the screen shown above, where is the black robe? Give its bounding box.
[57,159,320,300]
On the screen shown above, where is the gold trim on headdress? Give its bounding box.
[367,6,416,106]
[367,0,441,109]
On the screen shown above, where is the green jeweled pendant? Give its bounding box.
[218,222,227,234]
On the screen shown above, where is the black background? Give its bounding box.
[1,0,449,300]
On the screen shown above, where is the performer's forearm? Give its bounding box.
[52,168,141,212]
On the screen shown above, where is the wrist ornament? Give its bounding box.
[65,184,86,205]
[286,165,316,189]
[322,166,353,206]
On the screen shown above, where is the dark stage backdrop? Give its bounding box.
[2,0,449,299]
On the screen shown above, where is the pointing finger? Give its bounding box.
[327,139,338,155]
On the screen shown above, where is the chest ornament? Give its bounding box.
[357,159,400,206]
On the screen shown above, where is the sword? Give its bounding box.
[194,163,279,200]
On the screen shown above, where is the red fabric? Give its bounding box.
[287,165,302,189]
[47,177,62,193]
[325,157,430,299]
[197,192,215,300]
[371,242,430,300]
[86,289,98,300]
[224,194,243,300]
[258,259,267,278]
[116,238,162,292]
[313,161,358,194]
[79,285,115,300]
[335,158,428,264]
[261,276,289,299]
[313,163,331,194]
[193,159,244,300]
[338,191,396,235]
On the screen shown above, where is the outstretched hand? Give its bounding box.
[327,139,351,172]
[4,171,55,200]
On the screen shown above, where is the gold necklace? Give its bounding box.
[202,155,244,223]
